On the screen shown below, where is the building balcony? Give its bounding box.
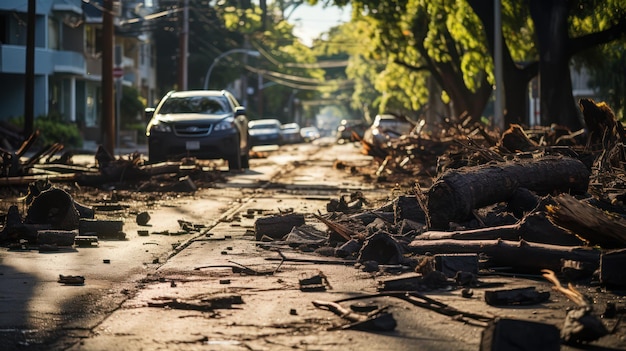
[0,44,85,75]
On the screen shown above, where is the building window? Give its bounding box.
[85,25,102,56]
[0,14,7,44]
[4,12,26,46]
[48,17,59,50]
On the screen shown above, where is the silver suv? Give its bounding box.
[145,90,249,170]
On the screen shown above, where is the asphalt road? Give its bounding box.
[1,139,625,350]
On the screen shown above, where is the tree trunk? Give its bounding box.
[412,11,492,124]
[529,0,583,130]
[467,0,536,127]
[426,156,590,229]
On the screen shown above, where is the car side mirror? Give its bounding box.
[145,107,155,121]
[234,106,246,116]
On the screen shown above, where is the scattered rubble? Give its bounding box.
[246,99,626,347]
[1,98,626,348]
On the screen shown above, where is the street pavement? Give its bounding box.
[2,140,625,350]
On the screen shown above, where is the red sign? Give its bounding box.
[113,67,124,78]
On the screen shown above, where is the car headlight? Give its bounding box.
[214,116,235,131]
[147,119,172,135]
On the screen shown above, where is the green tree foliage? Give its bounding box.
[321,0,494,125]
[147,0,329,123]
[317,0,626,130]
[218,1,354,123]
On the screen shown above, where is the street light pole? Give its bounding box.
[203,49,261,90]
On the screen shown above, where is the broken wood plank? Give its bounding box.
[426,156,590,229]
[480,318,560,351]
[78,219,125,239]
[408,239,600,274]
[37,230,77,246]
[547,194,626,248]
[0,173,77,187]
[415,212,585,246]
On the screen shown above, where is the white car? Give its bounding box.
[362,114,414,146]
[300,126,321,142]
[280,123,302,144]
[248,119,283,146]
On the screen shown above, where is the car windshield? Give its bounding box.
[158,96,230,114]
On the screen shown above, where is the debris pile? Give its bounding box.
[251,99,626,345]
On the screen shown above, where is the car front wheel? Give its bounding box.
[227,140,243,171]
[241,152,250,169]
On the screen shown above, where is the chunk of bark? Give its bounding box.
[484,287,550,306]
[426,156,590,230]
[78,219,125,239]
[136,211,151,226]
[547,194,626,248]
[408,239,600,274]
[600,248,626,287]
[357,232,404,265]
[580,98,624,147]
[480,318,560,351]
[499,124,538,153]
[254,213,305,241]
[37,230,77,246]
[25,188,80,230]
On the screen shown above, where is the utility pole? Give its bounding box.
[178,0,188,90]
[103,0,115,154]
[24,0,35,137]
[494,0,505,130]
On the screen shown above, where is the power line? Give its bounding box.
[245,65,354,90]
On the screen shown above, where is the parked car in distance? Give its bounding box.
[300,126,321,142]
[145,90,250,170]
[336,119,368,143]
[363,114,414,146]
[280,123,303,144]
[248,119,283,146]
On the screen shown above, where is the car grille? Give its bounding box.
[174,123,213,137]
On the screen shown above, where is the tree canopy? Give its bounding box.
[315,0,626,130]
[145,0,626,130]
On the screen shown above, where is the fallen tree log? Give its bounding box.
[426,156,590,230]
[407,239,600,274]
[547,194,626,248]
[415,212,585,246]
